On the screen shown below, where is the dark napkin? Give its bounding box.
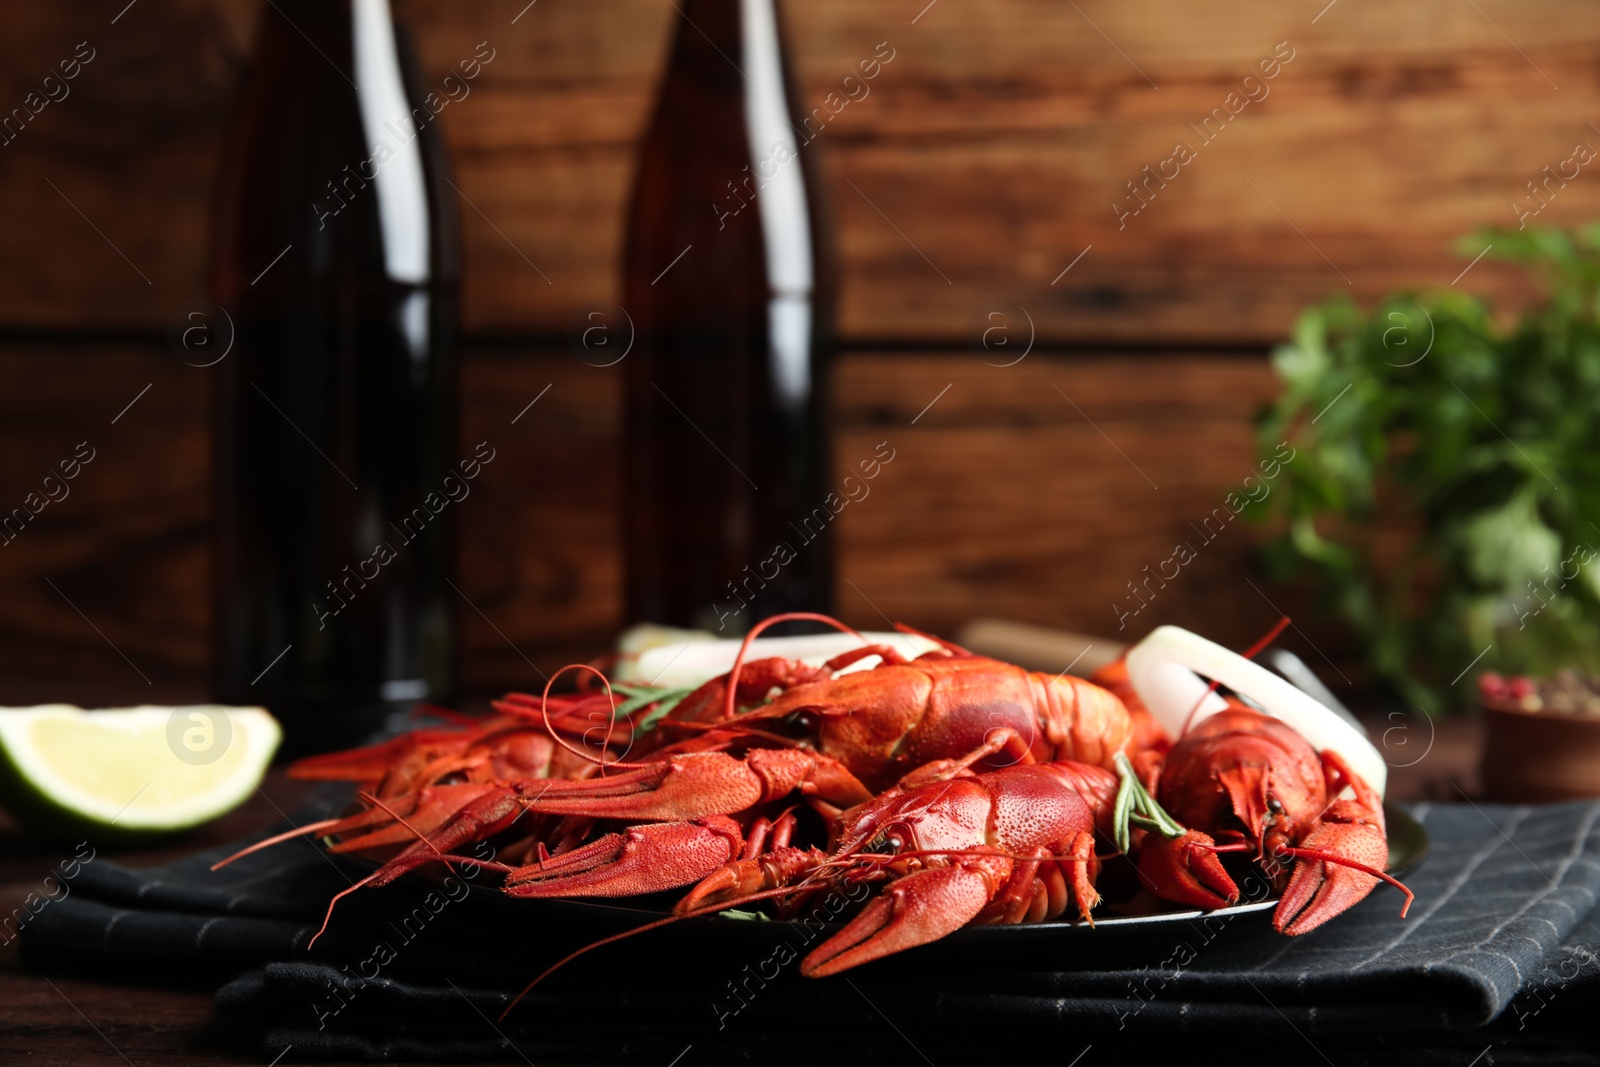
[19,792,1600,1064]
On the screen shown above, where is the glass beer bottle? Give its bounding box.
[210,0,460,752]
[621,0,835,634]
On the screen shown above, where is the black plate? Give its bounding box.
[353,801,1428,948]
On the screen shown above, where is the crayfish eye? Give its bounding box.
[1267,796,1285,815]
[866,830,904,855]
[784,710,818,734]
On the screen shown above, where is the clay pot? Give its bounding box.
[1481,703,1600,803]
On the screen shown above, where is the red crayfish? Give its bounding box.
[217,612,1412,992]
[1136,706,1412,934]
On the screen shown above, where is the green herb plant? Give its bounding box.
[1252,226,1600,713]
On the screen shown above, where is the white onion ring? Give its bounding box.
[632,631,942,691]
[1124,625,1387,797]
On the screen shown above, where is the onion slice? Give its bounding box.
[631,631,942,691]
[1124,625,1387,797]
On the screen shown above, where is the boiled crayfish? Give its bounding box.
[1137,706,1411,934]
[675,758,1121,977]
[217,613,1411,994]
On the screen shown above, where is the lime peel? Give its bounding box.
[0,705,280,839]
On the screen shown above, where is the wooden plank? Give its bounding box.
[831,353,1336,658]
[0,341,624,705]
[0,346,211,702]
[0,1,1593,342]
[0,342,1362,704]
[450,347,622,692]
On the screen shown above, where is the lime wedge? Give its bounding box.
[0,705,280,841]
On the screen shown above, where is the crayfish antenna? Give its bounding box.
[1179,616,1292,735]
[302,796,518,950]
[304,793,443,950]
[538,663,639,773]
[358,791,451,862]
[1285,848,1413,915]
[722,612,863,720]
[209,818,345,871]
[891,621,973,657]
[409,702,477,727]
[1275,845,1413,935]
[304,855,516,950]
[307,872,382,949]
[499,884,816,1022]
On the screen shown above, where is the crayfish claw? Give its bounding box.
[1138,829,1239,911]
[1273,803,1396,936]
[800,857,1007,978]
[505,817,744,899]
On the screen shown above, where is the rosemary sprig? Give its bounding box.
[1112,751,1186,855]
[608,685,697,731]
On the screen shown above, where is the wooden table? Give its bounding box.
[0,770,320,1065]
[0,716,1485,1065]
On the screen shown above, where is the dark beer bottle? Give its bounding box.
[621,0,835,635]
[210,0,461,752]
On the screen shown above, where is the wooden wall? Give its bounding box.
[2,0,1597,703]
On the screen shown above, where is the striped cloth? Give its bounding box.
[20,794,1600,1064]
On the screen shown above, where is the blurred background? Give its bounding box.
[0,0,1593,713]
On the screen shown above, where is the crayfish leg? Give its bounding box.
[674,845,827,915]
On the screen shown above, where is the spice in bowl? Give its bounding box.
[1478,671,1600,716]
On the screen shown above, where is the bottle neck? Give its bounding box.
[258,0,419,43]
[254,0,434,285]
[733,0,813,299]
[660,0,816,365]
[348,0,431,283]
[667,0,795,90]
[672,0,745,51]
[258,0,351,49]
